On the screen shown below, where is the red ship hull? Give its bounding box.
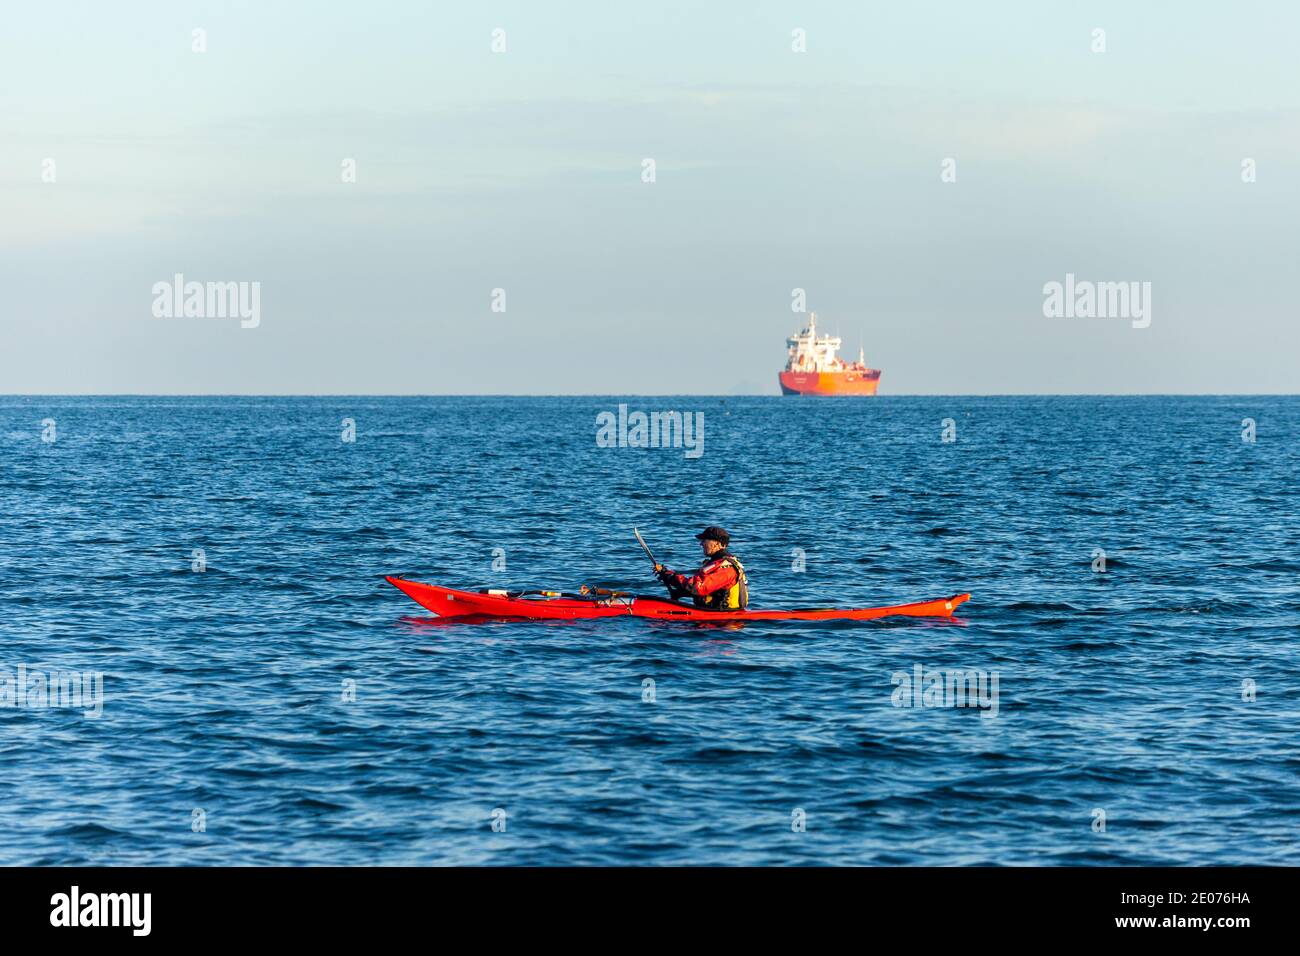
[779,370,881,396]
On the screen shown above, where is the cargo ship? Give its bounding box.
[778,313,881,396]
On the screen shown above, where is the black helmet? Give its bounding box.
[694,526,730,547]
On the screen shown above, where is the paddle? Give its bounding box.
[633,527,660,572]
[636,526,684,603]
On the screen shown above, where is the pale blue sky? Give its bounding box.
[3,1,1298,393]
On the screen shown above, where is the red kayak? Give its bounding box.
[386,577,970,622]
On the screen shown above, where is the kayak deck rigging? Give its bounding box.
[385,577,970,623]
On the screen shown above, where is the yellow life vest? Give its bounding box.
[696,554,749,611]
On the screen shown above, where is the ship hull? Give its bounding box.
[779,370,881,396]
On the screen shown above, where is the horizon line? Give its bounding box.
[2,392,1298,399]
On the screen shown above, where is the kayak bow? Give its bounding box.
[385,577,970,623]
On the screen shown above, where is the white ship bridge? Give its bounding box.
[785,312,864,371]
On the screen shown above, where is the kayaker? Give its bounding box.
[654,526,749,610]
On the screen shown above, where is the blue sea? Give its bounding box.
[1,395,1297,866]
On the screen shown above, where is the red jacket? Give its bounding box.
[661,555,740,600]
